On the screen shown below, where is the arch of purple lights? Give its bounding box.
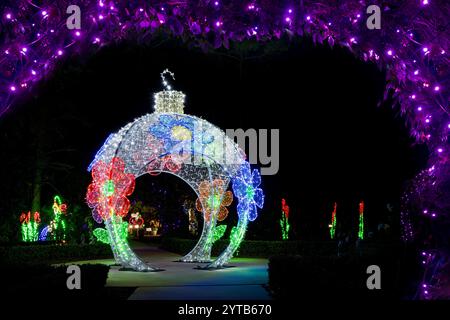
[0,0,448,299]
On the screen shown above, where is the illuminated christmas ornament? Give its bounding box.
[358,201,364,240]
[329,202,337,239]
[86,70,264,270]
[280,198,290,240]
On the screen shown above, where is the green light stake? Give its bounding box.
[358,201,364,240]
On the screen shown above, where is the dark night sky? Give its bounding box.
[0,36,428,240]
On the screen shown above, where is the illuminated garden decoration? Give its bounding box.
[280,198,290,240]
[1,0,447,297]
[129,212,145,237]
[183,199,198,236]
[94,219,128,245]
[86,70,264,271]
[358,201,364,240]
[50,195,68,242]
[329,202,337,239]
[19,211,40,242]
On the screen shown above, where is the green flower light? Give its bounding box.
[207,193,221,211]
[246,185,255,199]
[103,180,115,197]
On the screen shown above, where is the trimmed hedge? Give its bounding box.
[3,264,111,298]
[268,254,403,299]
[0,243,113,266]
[160,237,337,258]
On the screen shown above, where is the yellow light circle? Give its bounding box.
[171,125,192,141]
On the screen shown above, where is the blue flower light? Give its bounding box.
[149,115,214,154]
[232,162,264,221]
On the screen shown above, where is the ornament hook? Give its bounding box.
[161,69,175,91]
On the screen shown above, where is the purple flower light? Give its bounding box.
[10,86,16,92]
[387,50,393,56]
[6,13,12,19]
[434,86,440,92]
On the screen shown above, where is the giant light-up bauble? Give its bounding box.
[86,71,264,271]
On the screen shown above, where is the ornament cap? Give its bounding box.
[153,90,185,114]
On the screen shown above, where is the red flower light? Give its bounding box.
[86,157,135,221]
[281,198,290,219]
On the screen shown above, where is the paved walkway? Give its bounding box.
[69,241,271,300]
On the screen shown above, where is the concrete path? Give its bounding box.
[68,241,271,300]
